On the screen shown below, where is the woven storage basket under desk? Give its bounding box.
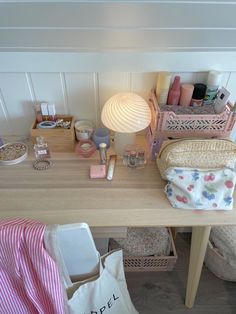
[109,228,177,272]
[205,241,236,281]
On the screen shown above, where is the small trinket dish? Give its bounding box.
[38,121,56,129]
[75,140,96,158]
[0,142,28,165]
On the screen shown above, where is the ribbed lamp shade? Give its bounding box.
[101,93,151,133]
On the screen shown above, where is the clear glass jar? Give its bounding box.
[128,151,137,168]
[34,136,51,159]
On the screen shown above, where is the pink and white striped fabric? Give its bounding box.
[0,218,68,314]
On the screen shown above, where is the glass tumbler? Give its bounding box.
[93,128,110,149]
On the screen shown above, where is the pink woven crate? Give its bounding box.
[149,89,236,139]
[109,228,177,272]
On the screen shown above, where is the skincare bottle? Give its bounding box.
[167,76,181,106]
[34,136,51,159]
[156,72,171,106]
[190,83,207,107]
[40,102,49,120]
[179,84,194,107]
[48,103,57,121]
[214,87,230,114]
[99,142,107,165]
[203,70,222,105]
[34,104,43,123]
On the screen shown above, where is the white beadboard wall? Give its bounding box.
[0,71,235,137]
[0,0,236,137]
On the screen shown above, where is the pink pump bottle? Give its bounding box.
[167,76,181,106]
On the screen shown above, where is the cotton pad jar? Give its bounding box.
[75,120,93,141]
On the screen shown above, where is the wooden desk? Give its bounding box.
[1,151,236,308]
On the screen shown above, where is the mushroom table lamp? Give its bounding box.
[101,92,151,155]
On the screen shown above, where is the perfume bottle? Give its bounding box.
[34,136,51,159]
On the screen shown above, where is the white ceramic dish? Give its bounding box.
[0,142,28,165]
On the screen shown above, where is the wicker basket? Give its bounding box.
[205,241,236,281]
[30,115,75,152]
[109,228,177,272]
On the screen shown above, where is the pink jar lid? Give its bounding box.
[75,140,96,158]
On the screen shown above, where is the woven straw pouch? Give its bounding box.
[156,138,236,180]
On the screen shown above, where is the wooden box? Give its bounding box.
[30,115,75,152]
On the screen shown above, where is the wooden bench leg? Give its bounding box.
[185,226,211,308]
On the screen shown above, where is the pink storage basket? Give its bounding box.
[149,89,236,138]
[109,228,177,272]
[148,89,236,160]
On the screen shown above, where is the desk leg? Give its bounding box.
[185,226,211,308]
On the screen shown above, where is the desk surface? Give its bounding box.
[1,148,236,227]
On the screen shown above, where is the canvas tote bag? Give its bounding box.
[66,250,138,314]
[44,225,138,314]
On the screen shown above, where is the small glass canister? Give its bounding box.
[99,142,107,164]
[128,151,137,168]
[123,144,146,169]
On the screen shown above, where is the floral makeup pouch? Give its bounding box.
[165,167,236,210]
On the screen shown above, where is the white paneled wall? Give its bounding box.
[0,0,236,137]
[0,71,236,137]
[0,73,35,135]
[65,73,98,124]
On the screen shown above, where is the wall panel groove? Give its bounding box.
[25,72,36,103]
[60,72,69,114]
[0,88,12,134]
[93,72,100,128]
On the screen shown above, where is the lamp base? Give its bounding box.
[114,132,135,155]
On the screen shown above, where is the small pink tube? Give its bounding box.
[179,84,194,106]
